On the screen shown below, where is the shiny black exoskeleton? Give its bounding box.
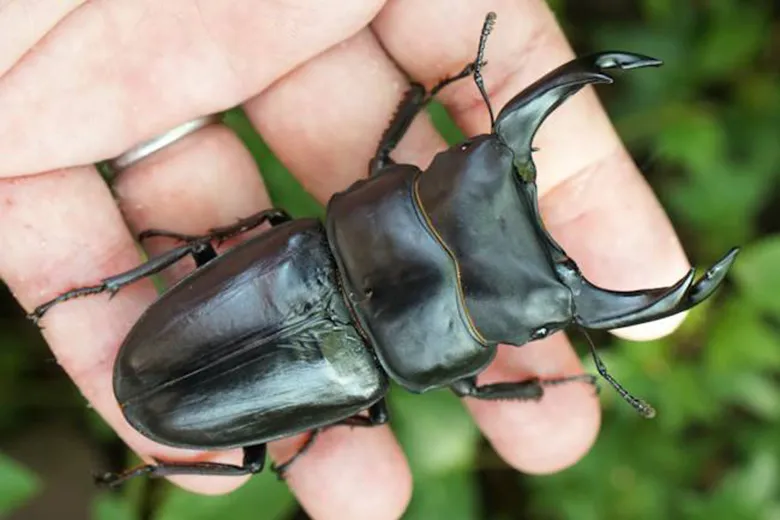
[28,13,739,485]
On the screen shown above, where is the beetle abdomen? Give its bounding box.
[114,219,388,450]
[326,166,495,392]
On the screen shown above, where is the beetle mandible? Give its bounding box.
[28,12,739,486]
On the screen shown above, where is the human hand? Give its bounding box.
[0,1,691,519]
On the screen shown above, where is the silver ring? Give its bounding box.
[105,113,223,176]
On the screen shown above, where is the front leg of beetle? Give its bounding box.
[369,67,475,176]
[450,374,597,401]
[369,13,498,176]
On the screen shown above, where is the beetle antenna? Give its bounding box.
[576,326,656,419]
[474,12,497,129]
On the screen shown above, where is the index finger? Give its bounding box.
[373,0,691,341]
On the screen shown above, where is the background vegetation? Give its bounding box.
[2,0,779,518]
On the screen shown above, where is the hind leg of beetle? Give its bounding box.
[27,240,216,324]
[450,374,598,402]
[94,443,268,487]
[271,399,390,479]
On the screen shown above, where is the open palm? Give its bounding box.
[0,1,692,519]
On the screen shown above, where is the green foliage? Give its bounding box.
[155,470,296,520]
[0,452,40,515]
[92,493,139,520]
[390,388,482,520]
[733,237,780,318]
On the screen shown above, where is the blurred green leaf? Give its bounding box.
[706,300,780,375]
[724,372,780,421]
[695,3,769,81]
[656,109,726,171]
[428,102,465,146]
[683,449,779,519]
[155,469,296,520]
[390,388,479,477]
[733,235,780,318]
[391,388,482,519]
[0,453,40,514]
[92,493,139,520]
[641,0,676,23]
[658,106,771,252]
[403,471,480,520]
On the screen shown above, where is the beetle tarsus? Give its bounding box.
[25,242,207,324]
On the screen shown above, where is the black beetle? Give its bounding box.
[29,13,738,485]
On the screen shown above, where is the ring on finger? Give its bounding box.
[103,113,224,179]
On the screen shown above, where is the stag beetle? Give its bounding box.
[29,13,738,485]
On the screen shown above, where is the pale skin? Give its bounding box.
[0,1,690,519]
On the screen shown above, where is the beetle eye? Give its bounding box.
[459,140,473,151]
[530,326,549,340]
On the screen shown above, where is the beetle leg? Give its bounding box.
[271,399,390,480]
[370,14,500,176]
[336,398,390,427]
[138,208,292,246]
[94,443,267,487]
[369,66,477,176]
[137,209,292,267]
[27,241,213,324]
[450,374,597,401]
[270,428,322,480]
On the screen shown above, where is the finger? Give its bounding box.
[245,29,444,200]
[0,0,386,177]
[372,0,691,341]
[113,122,410,519]
[0,168,245,495]
[0,0,85,77]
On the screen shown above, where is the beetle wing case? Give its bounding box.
[114,219,388,450]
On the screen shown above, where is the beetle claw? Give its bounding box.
[493,52,662,175]
[590,52,663,71]
[570,247,739,330]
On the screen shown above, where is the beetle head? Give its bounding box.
[486,51,738,332]
[452,18,740,417]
